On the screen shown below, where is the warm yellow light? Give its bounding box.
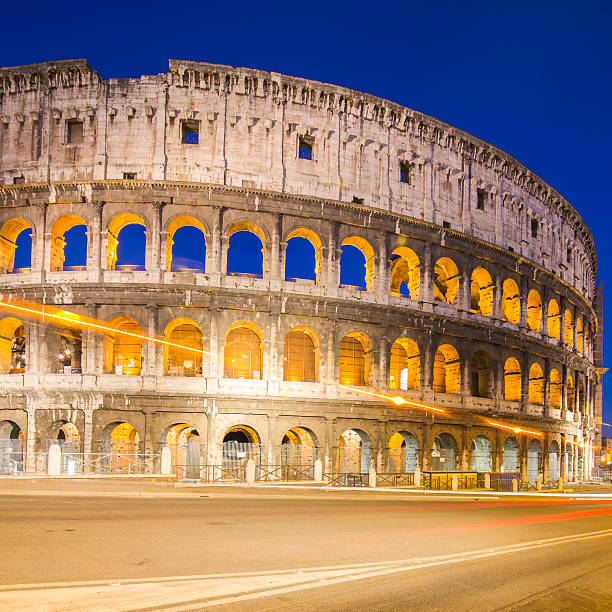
[487,420,543,437]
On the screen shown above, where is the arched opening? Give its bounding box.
[389,338,420,390]
[339,332,372,386]
[567,375,575,411]
[0,420,24,475]
[163,319,203,377]
[527,289,542,331]
[0,317,26,374]
[283,327,319,382]
[502,278,520,324]
[222,425,261,474]
[337,429,371,473]
[388,431,418,473]
[390,246,420,299]
[102,422,140,474]
[578,380,586,413]
[281,427,317,479]
[50,215,87,271]
[224,322,262,379]
[227,222,265,278]
[108,213,147,271]
[549,368,562,409]
[502,437,520,473]
[528,363,544,405]
[549,440,560,481]
[433,257,459,304]
[167,217,206,272]
[527,439,542,483]
[504,357,522,402]
[164,423,201,479]
[547,299,560,339]
[470,351,494,398]
[576,316,584,354]
[51,421,81,475]
[431,433,458,471]
[432,344,460,394]
[470,267,493,315]
[54,329,82,374]
[339,236,374,291]
[285,229,321,282]
[470,435,492,472]
[564,309,573,347]
[104,317,142,375]
[0,218,32,274]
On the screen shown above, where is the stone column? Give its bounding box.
[207,206,223,283]
[420,244,433,305]
[492,275,502,322]
[420,423,431,472]
[86,202,102,282]
[376,234,389,304]
[519,276,529,330]
[461,427,470,471]
[324,417,335,474]
[520,351,530,413]
[325,322,336,385]
[378,335,389,389]
[269,213,282,291]
[24,404,36,475]
[560,437,567,480]
[326,222,339,298]
[422,334,433,393]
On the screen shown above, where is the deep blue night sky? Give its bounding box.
[3,1,611,430]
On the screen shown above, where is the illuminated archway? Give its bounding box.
[102,422,141,473]
[502,278,520,324]
[163,319,203,376]
[50,214,87,271]
[104,316,142,375]
[527,439,542,483]
[339,236,375,291]
[339,332,372,386]
[389,338,420,390]
[433,257,459,304]
[0,317,26,374]
[337,429,371,473]
[527,289,542,332]
[470,435,492,472]
[549,368,562,408]
[549,440,560,481]
[164,423,201,479]
[433,344,460,394]
[222,425,261,472]
[567,375,575,411]
[388,431,418,473]
[502,437,520,473]
[281,427,318,478]
[547,299,560,339]
[0,420,24,475]
[576,316,584,354]
[285,228,322,282]
[166,216,206,272]
[54,328,82,374]
[528,363,544,405]
[227,222,265,278]
[283,327,319,382]
[504,357,521,402]
[432,433,458,471]
[390,247,420,299]
[107,213,147,271]
[470,267,493,315]
[563,308,573,347]
[470,351,493,398]
[224,322,262,379]
[0,218,32,274]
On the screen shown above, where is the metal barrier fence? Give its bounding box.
[377,472,415,487]
[323,473,369,487]
[422,472,479,490]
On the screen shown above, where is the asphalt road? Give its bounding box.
[1,482,611,611]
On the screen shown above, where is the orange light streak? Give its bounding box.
[339,384,446,413]
[0,300,213,357]
[486,420,543,437]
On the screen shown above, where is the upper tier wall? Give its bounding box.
[0,59,596,298]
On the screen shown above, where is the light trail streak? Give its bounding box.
[486,420,543,437]
[338,385,446,413]
[0,300,213,356]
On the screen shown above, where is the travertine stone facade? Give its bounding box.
[0,59,600,481]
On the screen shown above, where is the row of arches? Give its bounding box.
[0,215,590,355]
[0,316,589,413]
[2,418,577,484]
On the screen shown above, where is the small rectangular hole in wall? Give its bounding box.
[508,246,514,252]
[531,218,539,238]
[400,161,413,184]
[13,176,25,185]
[181,120,200,144]
[567,247,572,263]
[477,188,487,210]
[443,221,451,228]
[352,196,364,204]
[67,120,83,144]
[298,136,313,160]
[123,172,137,180]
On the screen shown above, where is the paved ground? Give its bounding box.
[0,480,611,611]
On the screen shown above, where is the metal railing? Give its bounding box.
[376,472,415,487]
[323,472,369,487]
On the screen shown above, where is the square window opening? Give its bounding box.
[400,161,413,184]
[477,188,487,210]
[298,136,313,160]
[67,121,83,145]
[181,120,200,145]
[123,172,137,180]
[13,176,25,185]
[352,196,364,204]
[443,221,451,229]
[567,247,572,263]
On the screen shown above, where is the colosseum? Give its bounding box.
[0,58,601,486]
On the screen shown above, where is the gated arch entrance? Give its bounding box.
[0,420,23,475]
[387,431,418,473]
[470,435,492,472]
[549,440,560,481]
[164,423,201,480]
[336,429,371,473]
[101,422,141,474]
[222,425,261,477]
[431,433,458,471]
[280,427,317,479]
[49,421,81,475]
[502,437,519,472]
[527,439,542,483]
